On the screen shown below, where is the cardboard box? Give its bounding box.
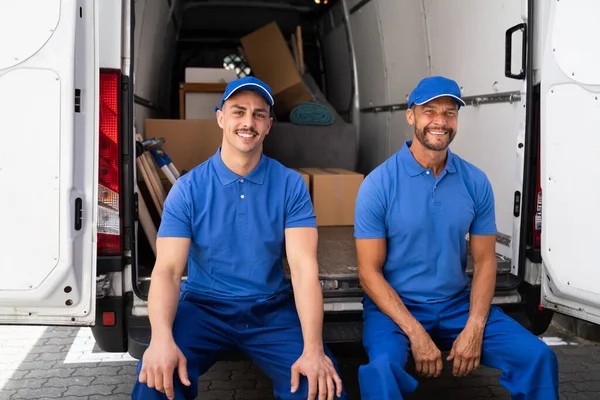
[178,82,227,120]
[185,67,238,83]
[144,119,223,173]
[299,168,364,226]
[241,22,312,117]
[294,169,310,191]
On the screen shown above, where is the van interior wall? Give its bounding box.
[133,0,179,133]
[318,1,354,122]
[349,0,528,263]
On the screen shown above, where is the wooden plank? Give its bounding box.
[180,82,228,93]
[296,25,304,74]
[143,152,167,204]
[137,185,157,256]
[135,134,165,213]
[136,156,162,217]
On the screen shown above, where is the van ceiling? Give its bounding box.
[178,0,336,42]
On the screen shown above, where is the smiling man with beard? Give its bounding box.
[132,76,346,400]
[353,76,559,399]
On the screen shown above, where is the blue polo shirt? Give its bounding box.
[354,140,497,304]
[157,148,317,300]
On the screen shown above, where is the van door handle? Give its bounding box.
[74,198,83,231]
[505,22,527,80]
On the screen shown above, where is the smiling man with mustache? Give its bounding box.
[353,76,559,399]
[132,76,346,400]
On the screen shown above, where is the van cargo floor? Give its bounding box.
[282,226,512,279]
[137,227,513,295]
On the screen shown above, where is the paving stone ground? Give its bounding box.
[0,319,598,399]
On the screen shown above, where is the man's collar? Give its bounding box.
[212,147,267,185]
[398,140,456,176]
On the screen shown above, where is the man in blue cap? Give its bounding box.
[131,76,346,400]
[354,76,559,399]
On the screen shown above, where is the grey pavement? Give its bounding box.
[0,319,598,399]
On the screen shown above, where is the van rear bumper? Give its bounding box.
[126,310,365,360]
[91,295,127,353]
[121,286,551,360]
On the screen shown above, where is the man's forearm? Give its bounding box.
[291,263,325,354]
[360,270,424,339]
[148,269,182,342]
[467,260,497,329]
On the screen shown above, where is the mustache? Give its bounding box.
[235,128,259,135]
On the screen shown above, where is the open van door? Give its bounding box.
[540,0,600,325]
[0,0,99,326]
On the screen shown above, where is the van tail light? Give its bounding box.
[98,69,122,255]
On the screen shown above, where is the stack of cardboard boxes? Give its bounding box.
[295,169,363,227]
[139,21,364,231]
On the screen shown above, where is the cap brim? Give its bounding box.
[222,82,274,107]
[414,93,466,107]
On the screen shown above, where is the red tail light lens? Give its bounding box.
[98,70,121,255]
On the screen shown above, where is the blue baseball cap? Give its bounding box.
[215,76,274,112]
[408,76,466,109]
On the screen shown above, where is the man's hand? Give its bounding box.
[409,328,443,378]
[447,323,484,377]
[139,338,191,399]
[290,351,343,400]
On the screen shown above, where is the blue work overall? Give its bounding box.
[353,141,559,399]
[131,149,348,399]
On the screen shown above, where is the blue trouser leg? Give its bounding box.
[238,292,348,400]
[358,297,438,400]
[131,292,237,400]
[436,290,559,400]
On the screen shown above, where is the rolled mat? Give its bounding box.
[289,102,334,126]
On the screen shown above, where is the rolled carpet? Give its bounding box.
[289,101,334,125]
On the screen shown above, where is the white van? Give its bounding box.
[1,0,599,359]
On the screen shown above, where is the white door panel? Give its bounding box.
[540,0,600,324]
[0,69,62,291]
[0,0,98,325]
[450,101,526,262]
[0,1,61,70]
[551,0,600,85]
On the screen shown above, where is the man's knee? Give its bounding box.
[367,351,402,369]
[530,340,558,368]
[359,349,418,399]
[508,335,558,380]
[360,346,411,383]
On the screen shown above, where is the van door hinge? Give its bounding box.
[74,89,81,113]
